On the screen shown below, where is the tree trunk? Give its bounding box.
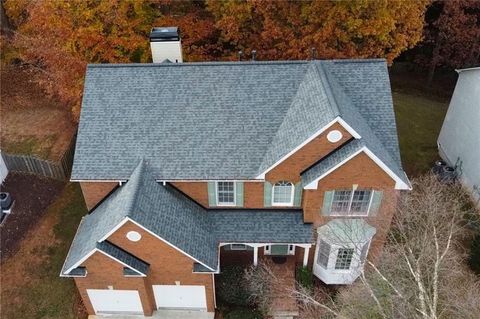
[427,41,441,87]
[427,62,436,87]
[1,0,12,33]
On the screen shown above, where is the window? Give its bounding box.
[217,181,235,205]
[335,248,354,270]
[317,240,331,268]
[230,244,247,250]
[272,181,294,206]
[331,189,373,215]
[264,244,295,255]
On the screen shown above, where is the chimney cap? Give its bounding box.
[150,27,180,42]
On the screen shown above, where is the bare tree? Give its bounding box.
[250,174,480,319]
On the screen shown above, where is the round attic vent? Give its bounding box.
[327,130,343,143]
[126,231,142,242]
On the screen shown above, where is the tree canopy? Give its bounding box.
[4,0,430,120]
[416,0,480,85]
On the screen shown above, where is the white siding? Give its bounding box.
[438,68,480,204]
[0,151,8,184]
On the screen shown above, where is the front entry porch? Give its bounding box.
[219,243,311,268]
[219,243,309,319]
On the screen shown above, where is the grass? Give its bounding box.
[2,135,58,159]
[1,183,88,319]
[392,90,449,177]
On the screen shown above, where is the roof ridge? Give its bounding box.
[87,61,310,68]
[124,159,146,216]
[313,62,341,116]
[86,59,386,69]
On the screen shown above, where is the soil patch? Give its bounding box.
[0,182,87,319]
[0,172,64,261]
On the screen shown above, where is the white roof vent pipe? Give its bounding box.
[150,27,183,63]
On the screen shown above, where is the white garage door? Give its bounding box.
[87,289,143,315]
[152,285,207,310]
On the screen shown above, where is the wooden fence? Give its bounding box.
[1,135,76,181]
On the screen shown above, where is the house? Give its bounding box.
[438,67,480,205]
[61,27,410,317]
[0,150,8,184]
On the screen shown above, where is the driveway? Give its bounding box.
[0,172,64,261]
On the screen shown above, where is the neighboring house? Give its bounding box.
[0,151,8,184]
[61,28,410,317]
[438,67,480,204]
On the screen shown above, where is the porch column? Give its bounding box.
[303,246,310,267]
[253,246,259,266]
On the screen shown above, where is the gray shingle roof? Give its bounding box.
[72,59,407,185]
[97,241,149,275]
[62,161,312,275]
[211,210,312,243]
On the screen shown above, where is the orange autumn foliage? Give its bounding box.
[4,0,429,121]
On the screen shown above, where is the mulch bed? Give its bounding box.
[0,172,64,261]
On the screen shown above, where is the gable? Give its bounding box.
[306,151,396,190]
[265,121,352,183]
[107,220,203,271]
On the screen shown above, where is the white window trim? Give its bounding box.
[330,189,374,217]
[216,181,236,206]
[271,181,295,207]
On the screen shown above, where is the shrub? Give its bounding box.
[243,262,277,315]
[468,234,480,275]
[216,266,249,306]
[224,307,263,319]
[297,266,313,291]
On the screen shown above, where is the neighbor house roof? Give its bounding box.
[71,59,408,187]
[62,161,312,276]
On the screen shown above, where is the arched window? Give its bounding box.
[272,181,294,206]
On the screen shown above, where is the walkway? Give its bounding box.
[264,256,299,319]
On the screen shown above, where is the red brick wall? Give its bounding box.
[107,221,215,312]
[266,122,352,184]
[80,182,118,210]
[303,152,398,261]
[75,252,155,316]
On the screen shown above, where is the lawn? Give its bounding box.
[392,90,449,177]
[0,183,88,319]
[0,65,75,160]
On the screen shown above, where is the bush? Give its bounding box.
[468,234,480,274]
[297,266,313,291]
[224,307,263,319]
[216,266,249,306]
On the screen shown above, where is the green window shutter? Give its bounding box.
[369,191,383,216]
[321,191,334,215]
[264,182,272,207]
[235,181,244,207]
[208,182,216,206]
[293,182,303,207]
